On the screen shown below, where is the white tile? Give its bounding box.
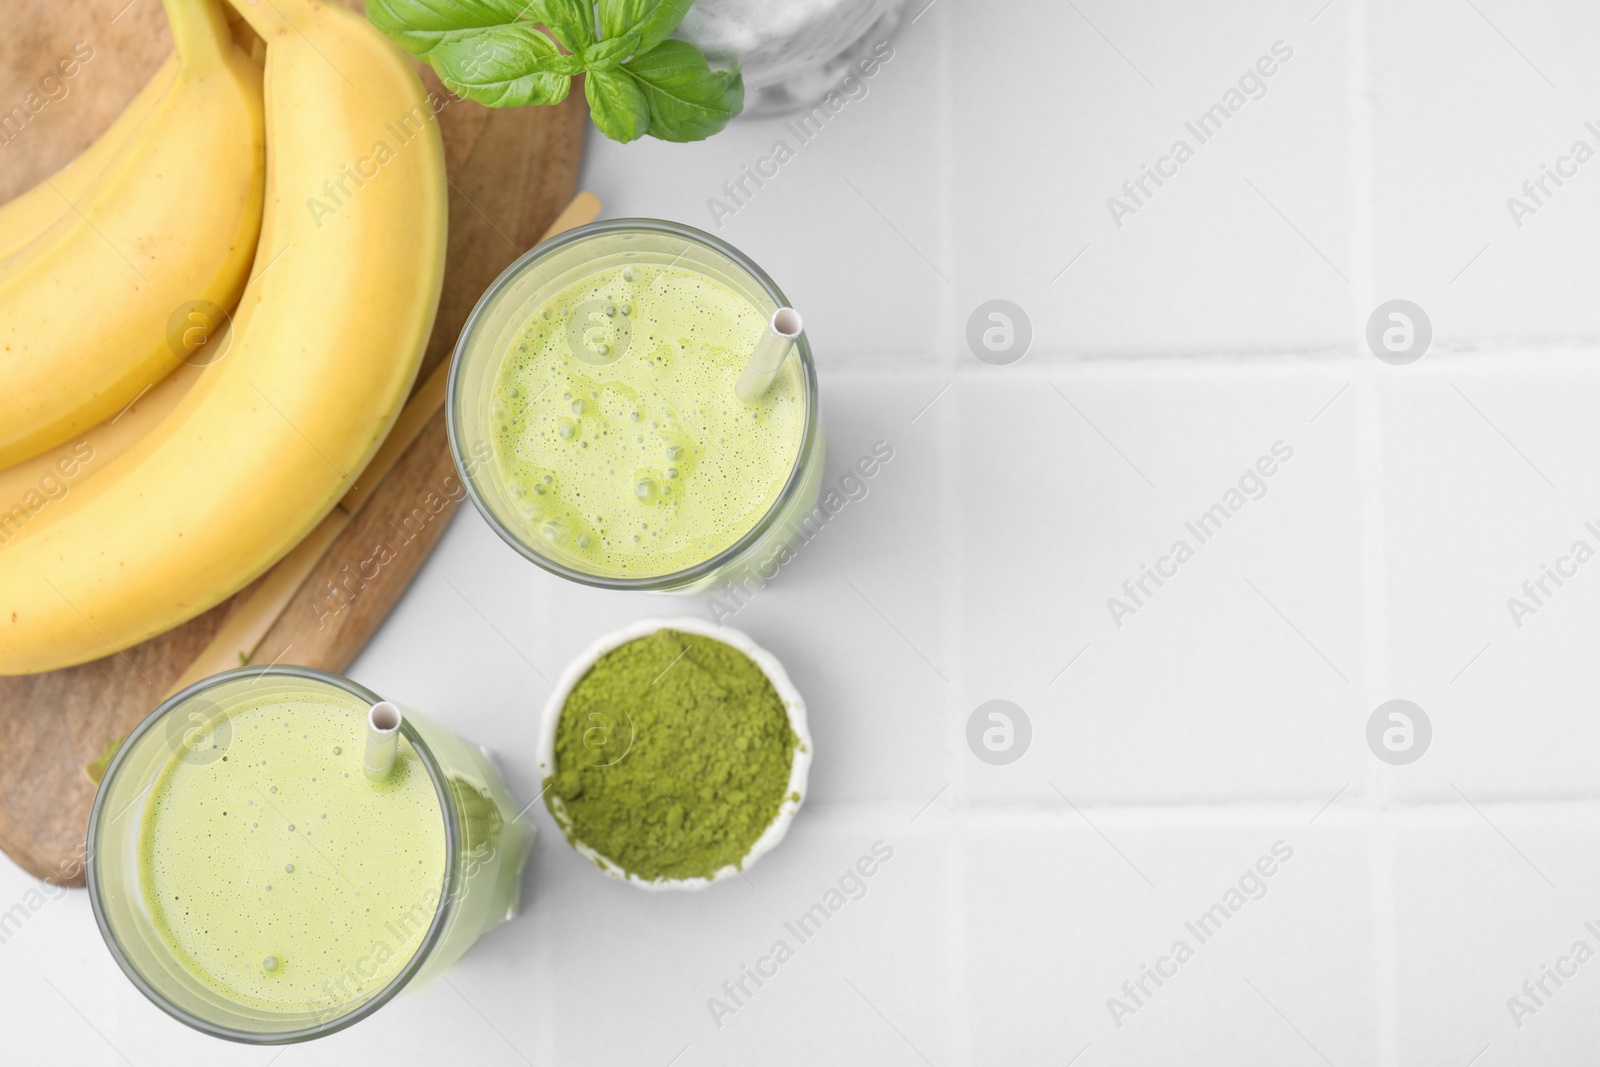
[961,811,1378,1066]
[1370,0,1600,345]
[955,361,1370,804]
[1376,354,1600,801]
[1390,805,1600,1065]
[950,1,1356,358]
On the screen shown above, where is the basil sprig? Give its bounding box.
[368,0,742,143]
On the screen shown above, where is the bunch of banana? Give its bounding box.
[0,0,264,468]
[0,0,447,674]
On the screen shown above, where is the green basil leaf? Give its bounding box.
[583,28,642,71]
[367,0,533,58]
[539,0,598,55]
[623,40,742,143]
[598,0,695,58]
[368,0,738,145]
[585,68,651,143]
[432,24,577,107]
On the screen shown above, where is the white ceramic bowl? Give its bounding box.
[536,616,811,891]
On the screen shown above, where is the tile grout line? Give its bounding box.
[815,796,1600,822]
[1344,0,1401,1063]
[934,0,956,379]
[932,8,975,1057]
[1356,256,1400,1067]
[1371,820,1401,1067]
[810,347,1600,377]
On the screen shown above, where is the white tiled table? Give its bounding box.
[9,1,1600,1063]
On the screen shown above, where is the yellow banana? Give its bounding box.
[0,0,447,673]
[0,0,264,468]
[0,55,180,261]
[0,358,207,549]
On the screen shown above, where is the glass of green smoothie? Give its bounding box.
[86,666,531,1044]
[448,219,824,592]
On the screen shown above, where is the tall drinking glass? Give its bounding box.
[87,666,530,1043]
[449,218,824,594]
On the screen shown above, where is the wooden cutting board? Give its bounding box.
[0,0,590,885]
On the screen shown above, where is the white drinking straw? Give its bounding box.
[735,307,803,403]
[363,701,402,782]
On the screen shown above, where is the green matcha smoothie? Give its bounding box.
[487,261,806,579]
[90,666,531,1042]
[451,221,822,592]
[138,690,446,1014]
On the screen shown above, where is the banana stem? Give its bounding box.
[226,0,315,40]
[164,0,237,72]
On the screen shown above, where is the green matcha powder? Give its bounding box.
[545,629,800,882]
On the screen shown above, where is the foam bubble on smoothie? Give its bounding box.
[139,692,446,1014]
[489,262,805,579]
